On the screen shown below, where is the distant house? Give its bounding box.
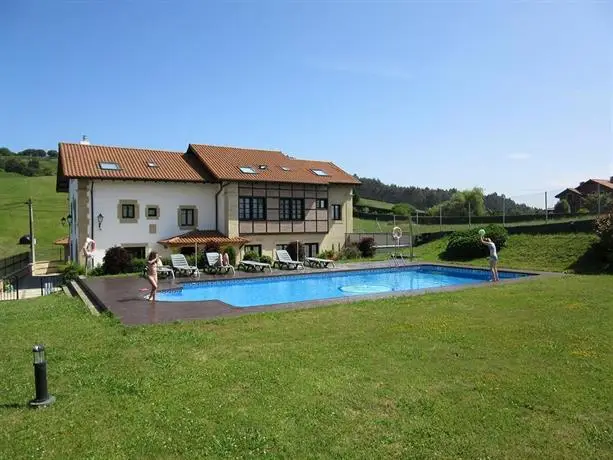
[555,178,613,213]
[56,139,360,266]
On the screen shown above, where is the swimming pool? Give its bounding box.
[156,265,532,308]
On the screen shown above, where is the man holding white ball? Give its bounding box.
[479,229,499,282]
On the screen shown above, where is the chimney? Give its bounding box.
[80,135,90,145]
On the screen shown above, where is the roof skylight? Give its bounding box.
[239,166,257,174]
[99,162,120,171]
[311,168,328,176]
[147,161,158,168]
[281,166,290,171]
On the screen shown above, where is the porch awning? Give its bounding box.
[54,236,69,246]
[158,230,249,248]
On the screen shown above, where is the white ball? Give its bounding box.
[478,229,486,236]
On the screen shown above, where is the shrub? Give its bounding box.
[577,208,590,215]
[102,246,133,275]
[203,241,221,254]
[444,224,508,260]
[340,244,361,260]
[61,262,85,282]
[285,241,304,261]
[221,245,237,266]
[89,265,105,276]
[260,255,273,265]
[318,249,338,260]
[243,251,260,262]
[129,258,147,275]
[357,237,376,258]
[595,213,613,262]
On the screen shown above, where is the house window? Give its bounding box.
[122,246,146,259]
[239,166,257,174]
[99,161,120,171]
[311,169,328,176]
[280,198,304,220]
[244,245,262,257]
[122,204,135,219]
[316,199,328,209]
[178,206,198,228]
[332,204,342,220]
[117,200,139,223]
[239,197,266,220]
[304,243,319,258]
[146,205,159,220]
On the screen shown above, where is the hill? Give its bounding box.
[355,176,538,215]
[0,172,67,260]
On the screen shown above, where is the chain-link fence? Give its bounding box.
[353,187,612,236]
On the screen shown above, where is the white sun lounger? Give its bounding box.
[171,254,200,277]
[305,257,336,268]
[204,252,235,275]
[238,260,273,273]
[273,249,304,270]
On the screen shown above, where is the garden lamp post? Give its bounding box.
[29,344,55,407]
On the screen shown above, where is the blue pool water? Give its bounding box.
[156,265,532,308]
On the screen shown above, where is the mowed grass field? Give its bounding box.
[1,275,611,459]
[0,172,67,261]
[377,233,601,273]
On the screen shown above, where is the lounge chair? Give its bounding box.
[204,252,235,275]
[170,254,200,277]
[238,259,273,273]
[273,249,304,270]
[305,256,336,268]
[141,261,175,280]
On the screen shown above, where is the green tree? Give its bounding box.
[391,203,413,216]
[554,199,571,214]
[583,193,613,214]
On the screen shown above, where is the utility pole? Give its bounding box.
[545,192,548,223]
[502,194,506,226]
[26,198,35,265]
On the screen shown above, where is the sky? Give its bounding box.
[1,1,611,206]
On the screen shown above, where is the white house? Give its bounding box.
[56,138,360,266]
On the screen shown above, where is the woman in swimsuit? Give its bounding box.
[146,251,160,301]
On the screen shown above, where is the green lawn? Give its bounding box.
[0,172,67,260]
[1,275,612,459]
[366,233,601,273]
[355,197,395,211]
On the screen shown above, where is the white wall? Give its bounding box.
[88,180,218,265]
[68,179,78,261]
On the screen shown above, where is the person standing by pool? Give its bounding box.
[480,235,500,282]
[146,251,160,302]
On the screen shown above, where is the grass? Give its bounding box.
[1,275,612,459]
[355,197,394,211]
[354,215,597,234]
[0,172,66,261]
[367,233,601,273]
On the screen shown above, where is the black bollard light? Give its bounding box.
[29,344,55,407]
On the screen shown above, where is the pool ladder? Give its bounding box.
[390,252,406,267]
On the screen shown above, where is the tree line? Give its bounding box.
[355,176,540,216]
[0,147,57,177]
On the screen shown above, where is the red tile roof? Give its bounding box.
[189,144,361,185]
[590,179,613,191]
[158,230,249,247]
[58,143,209,182]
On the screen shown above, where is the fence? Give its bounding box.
[39,275,63,296]
[354,188,611,234]
[0,275,20,301]
[0,252,29,277]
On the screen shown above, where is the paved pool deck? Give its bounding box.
[81,261,558,326]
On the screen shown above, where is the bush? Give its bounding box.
[61,262,85,282]
[243,251,260,262]
[129,258,147,274]
[340,244,361,260]
[220,245,237,266]
[285,241,304,261]
[203,241,221,254]
[102,246,133,275]
[260,255,273,265]
[357,237,376,258]
[89,265,105,276]
[595,213,613,261]
[578,208,590,215]
[443,224,508,261]
[318,249,338,260]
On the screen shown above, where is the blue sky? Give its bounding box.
[1,1,611,204]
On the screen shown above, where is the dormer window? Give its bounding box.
[311,168,328,176]
[99,162,120,171]
[239,166,257,174]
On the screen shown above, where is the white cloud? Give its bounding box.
[507,152,531,160]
